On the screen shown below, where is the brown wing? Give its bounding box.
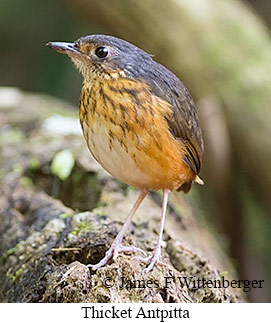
[165,85,204,174]
[143,64,204,175]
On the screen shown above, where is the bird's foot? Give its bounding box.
[135,248,169,273]
[87,242,147,271]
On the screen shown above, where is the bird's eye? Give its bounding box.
[95,46,109,58]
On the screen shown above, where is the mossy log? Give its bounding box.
[0,88,243,302]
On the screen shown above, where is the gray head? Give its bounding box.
[46,34,153,81]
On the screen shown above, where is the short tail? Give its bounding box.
[177,175,204,193]
[195,175,204,185]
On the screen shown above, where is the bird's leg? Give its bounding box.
[87,189,148,270]
[136,188,170,273]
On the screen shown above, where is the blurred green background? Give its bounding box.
[1,0,91,103]
[0,0,270,302]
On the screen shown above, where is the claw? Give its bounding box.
[143,258,169,274]
[87,243,146,270]
[134,249,170,273]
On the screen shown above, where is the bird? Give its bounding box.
[46,34,204,273]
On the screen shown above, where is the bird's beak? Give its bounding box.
[46,41,80,56]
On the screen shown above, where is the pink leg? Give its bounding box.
[136,188,170,273]
[87,189,148,270]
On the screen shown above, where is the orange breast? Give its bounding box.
[79,78,195,191]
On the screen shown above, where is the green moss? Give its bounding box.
[14,268,23,281]
[219,271,228,279]
[0,126,24,145]
[60,212,74,219]
[20,176,33,188]
[29,156,40,170]
[72,171,83,185]
[127,186,136,193]
[9,268,23,282]
[6,243,20,256]
[87,176,97,188]
[12,163,23,174]
[71,221,93,236]
[96,210,104,217]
